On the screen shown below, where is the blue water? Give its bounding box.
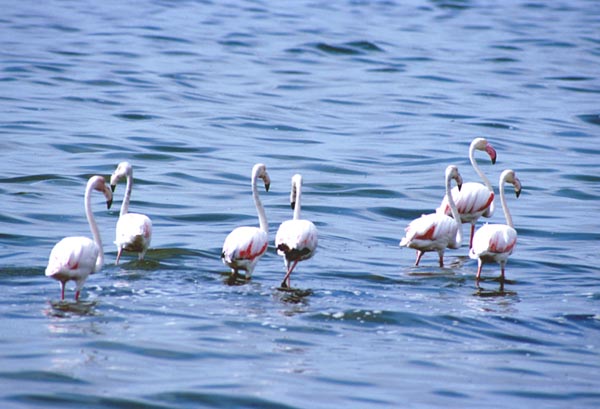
[1,0,600,407]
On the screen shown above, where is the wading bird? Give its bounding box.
[221,163,270,282]
[45,175,113,301]
[400,165,463,267]
[469,169,522,285]
[437,137,497,248]
[110,162,152,264]
[275,174,318,288]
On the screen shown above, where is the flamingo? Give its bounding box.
[221,163,270,282]
[45,175,113,301]
[437,137,497,249]
[400,165,463,267]
[469,169,522,285]
[275,174,318,288]
[110,162,152,264]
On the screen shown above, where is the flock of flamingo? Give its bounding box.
[45,137,521,301]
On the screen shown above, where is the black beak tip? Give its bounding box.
[265,183,270,192]
[110,185,116,193]
[106,199,113,209]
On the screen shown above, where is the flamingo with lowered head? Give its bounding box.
[437,137,497,249]
[221,163,270,282]
[469,169,522,284]
[45,175,113,301]
[400,165,463,267]
[110,162,152,264]
[275,174,318,288]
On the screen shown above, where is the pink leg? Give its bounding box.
[415,251,424,266]
[116,248,123,264]
[475,260,483,283]
[281,260,299,288]
[469,224,475,249]
[60,282,66,300]
[438,251,444,268]
[75,290,80,301]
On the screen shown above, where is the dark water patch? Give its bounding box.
[143,34,193,44]
[0,370,88,384]
[431,113,476,120]
[8,393,173,409]
[492,389,600,401]
[414,74,460,83]
[305,164,365,176]
[559,86,600,94]
[151,391,299,409]
[577,113,600,126]
[63,96,123,106]
[311,41,381,56]
[482,57,519,63]
[556,187,598,200]
[114,112,161,121]
[83,79,123,87]
[469,121,516,130]
[84,340,202,361]
[320,98,365,106]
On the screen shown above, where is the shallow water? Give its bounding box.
[1,0,600,408]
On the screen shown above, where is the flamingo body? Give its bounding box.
[45,176,112,301]
[110,162,152,264]
[222,226,268,276]
[115,213,152,263]
[400,165,463,267]
[469,169,522,284]
[437,137,497,248]
[275,174,318,288]
[221,163,270,281]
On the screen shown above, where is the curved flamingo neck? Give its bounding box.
[84,181,104,270]
[446,172,463,246]
[252,170,268,233]
[470,142,495,215]
[120,169,133,217]
[499,174,514,228]
[292,178,302,220]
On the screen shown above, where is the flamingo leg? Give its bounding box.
[414,251,424,266]
[75,290,80,301]
[469,224,475,249]
[60,281,66,300]
[438,251,444,268]
[116,247,123,265]
[281,260,299,288]
[475,260,483,283]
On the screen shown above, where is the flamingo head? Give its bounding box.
[253,163,270,192]
[89,175,113,209]
[472,137,497,165]
[290,174,303,210]
[110,161,132,192]
[504,169,522,198]
[446,165,463,192]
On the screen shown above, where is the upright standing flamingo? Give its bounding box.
[45,176,113,301]
[221,163,270,282]
[437,137,497,249]
[275,174,318,288]
[110,162,153,264]
[469,169,522,285]
[400,165,463,267]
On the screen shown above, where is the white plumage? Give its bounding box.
[470,169,522,285]
[400,165,463,267]
[437,137,497,248]
[275,174,318,288]
[45,175,113,301]
[221,163,270,282]
[110,162,152,264]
